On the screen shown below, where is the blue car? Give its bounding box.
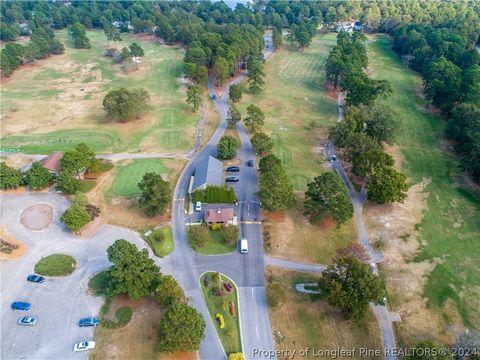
[11,302,31,311]
[212,94,217,100]
[27,275,45,283]
[79,318,100,327]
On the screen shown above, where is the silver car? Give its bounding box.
[17,316,37,326]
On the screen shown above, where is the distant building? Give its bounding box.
[335,22,355,33]
[191,155,223,193]
[204,204,235,225]
[111,21,134,31]
[40,152,63,177]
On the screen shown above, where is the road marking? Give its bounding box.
[239,221,262,225]
[251,288,254,298]
[255,326,259,338]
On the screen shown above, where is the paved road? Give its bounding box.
[0,193,149,360]
[327,93,397,360]
[264,255,326,273]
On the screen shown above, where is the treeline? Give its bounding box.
[1,19,64,76]
[392,24,480,179]
[326,32,408,207]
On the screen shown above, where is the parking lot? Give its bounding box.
[0,193,148,360]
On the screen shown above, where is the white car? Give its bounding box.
[195,201,202,212]
[73,341,96,352]
[17,316,37,326]
[240,238,248,254]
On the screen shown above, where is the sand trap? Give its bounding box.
[20,204,53,231]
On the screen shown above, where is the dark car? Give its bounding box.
[211,95,217,100]
[226,166,240,172]
[27,275,45,283]
[246,160,254,167]
[79,318,100,327]
[11,302,31,311]
[225,176,239,183]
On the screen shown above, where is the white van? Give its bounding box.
[240,238,248,254]
[195,201,202,212]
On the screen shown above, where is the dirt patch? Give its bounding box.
[325,88,339,99]
[365,178,460,345]
[319,214,335,229]
[20,203,53,231]
[267,211,285,222]
[91,297,198,360]
[0,226,26,259]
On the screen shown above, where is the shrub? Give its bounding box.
[25,162,52,189]
[211,224,222,231]
[0,162,23,189]
[56,171,81,194]
[61,203,91,232]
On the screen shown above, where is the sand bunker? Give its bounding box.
[0,227,26,259]
[20,204,53,231]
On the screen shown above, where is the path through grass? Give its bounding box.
[368,35,480,328]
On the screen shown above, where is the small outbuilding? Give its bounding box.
[40,152,63,177]
[191,155,223,193]
[204,204,235,225]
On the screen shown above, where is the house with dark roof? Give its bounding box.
[40,152,63,177]
[204,204,235,225]
[191,155,223,192]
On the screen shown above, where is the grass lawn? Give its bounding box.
[80,179,97,193]
[144,226,174,257]
[108,159,170,198]
[34,254,76,276]
[187,226,236,255]
[265,267,383,358]
[239,34,338,191]
[367,35,480,329]
[200,272,242,355]
[1,30,200,154]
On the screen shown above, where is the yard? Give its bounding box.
[365,35,480,344]
[200,272,242,356]
[144,226,174,257]
[1,30,202,154]
[186,225,237,255]
[265,267,383,359]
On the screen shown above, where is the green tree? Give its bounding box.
[352,149,395,178]
[60,200,91,232]
[258,154,296,210]
[56,171,81,194]
[367,166,408,204]
[103,88,150,122]
[244,104,265,133]
[107,239,160,299]
[186,85,203,112]
[25,162,52,189]
[226,105,241,129]
[320,255,386,321]
[190,225,209,248]
[121,46,132,66]
[0,162,23,189]
[154,275,185,308]
[272,28,282,50]
[217,135,238,160]
[251,132,273,155]
[69,22,90,49]
[138,172,171,217]
[214,56,229,85]
[364,104,401,145]
[220,225,239,245]
[229,84,242,103]
[129,42,144,69]
[61,142,96,177]
[158,303,205,352]
[304,172,354,228]
[247,57,265,94]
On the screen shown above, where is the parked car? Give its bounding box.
[226,166,240,172]
[240,238,248,254]
[27,275,45,283]
[215,313,225,329]
[226,176,239,183]
[11,302,31,311]
[246,160,254,167]
[331,155,337,161]
[195,201,202,212]
[73,341,96,352]
[211,95,217,100]
[79,318,100,327]
[17,316,37,326]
